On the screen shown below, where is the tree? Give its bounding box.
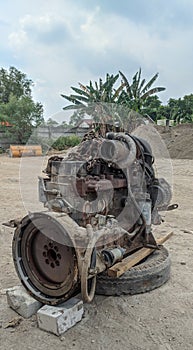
[61,70,165,128]
[142,95,162,122]
[61,120,70,128]
[0,94,44,144]
[166,95,193,124]
[46,118,59,126]
[180,94,193,123]
[0,66,44,144]
[0,66,32,103]
[69,110,85,126]
[119,68,165,111]
[61,73,127,130]
[61,73,124,111]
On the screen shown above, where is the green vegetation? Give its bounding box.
[61,70,193,126]
[61,73,121,111]
[118,69,165,111]
[0,65,192,152]
[0,66,44,144]
[61,69,165,126]
[52,135,81,150]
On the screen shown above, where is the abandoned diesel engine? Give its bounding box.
[12,131,173,304]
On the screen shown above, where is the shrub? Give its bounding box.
[52,135,81,150]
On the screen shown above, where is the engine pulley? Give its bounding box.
[12,212,79,305]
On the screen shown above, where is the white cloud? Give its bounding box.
[8,29,27,51]
[2,0,193,117]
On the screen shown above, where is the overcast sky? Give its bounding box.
[1,0,193,120]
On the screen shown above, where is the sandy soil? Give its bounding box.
[156,124,193,159]
[0,154,193,350]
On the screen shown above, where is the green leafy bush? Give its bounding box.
[52,135,81,150]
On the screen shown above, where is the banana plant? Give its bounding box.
[119,68,165,111]
[61,74,124,112]
[61,70,165,129]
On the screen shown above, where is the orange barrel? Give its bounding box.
[9,145,42,157]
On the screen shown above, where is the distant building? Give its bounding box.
[75,119,93,129]
[69,119,94,135]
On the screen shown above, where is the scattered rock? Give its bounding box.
[2,218,21,228]
[183,230,193,235]
[4,317,23,329]
[37,298,84,336]
[0,289,6,296]
[6,285,42,318]
[60,336,66,341]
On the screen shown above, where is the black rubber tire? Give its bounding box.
[96,246,171,296]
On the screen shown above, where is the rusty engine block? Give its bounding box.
[12,131,172,304]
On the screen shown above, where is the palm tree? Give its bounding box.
[119,68,165,111]
[61,74,126,130]
[61,70,165,131]
[61,73,124,111]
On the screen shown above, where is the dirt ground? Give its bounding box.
[0,146,193,349]
[156,124,193,160]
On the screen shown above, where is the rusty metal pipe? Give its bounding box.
[100,133,136,168]
[100,139,128,162]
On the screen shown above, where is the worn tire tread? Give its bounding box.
[96,246,171,296]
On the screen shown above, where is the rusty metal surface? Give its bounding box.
[12,213,79,304]
[12,130,175,304]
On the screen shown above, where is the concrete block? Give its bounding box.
[6,285,42,318]
[37,298,84,336]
